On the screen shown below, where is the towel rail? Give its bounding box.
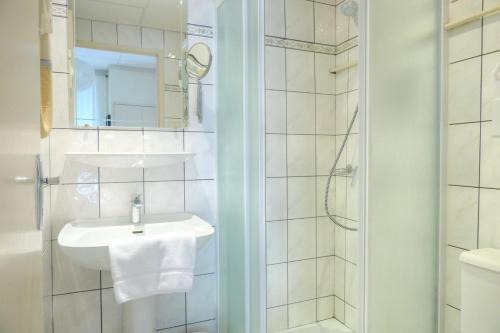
[445,4,500,30]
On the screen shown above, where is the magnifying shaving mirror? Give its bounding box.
[186,42,212,122]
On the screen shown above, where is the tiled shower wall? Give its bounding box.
[445,0,500,331]
[43,1,219,332]
[264,0,359,331]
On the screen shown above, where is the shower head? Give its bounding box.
[340,0,358,26]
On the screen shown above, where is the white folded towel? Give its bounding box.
[109,231,196,304]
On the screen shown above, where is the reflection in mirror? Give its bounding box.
[75,47,158,127]
[186,43,212,122]
[72,0,187,128]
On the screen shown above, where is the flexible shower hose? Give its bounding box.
[324,105,359,231]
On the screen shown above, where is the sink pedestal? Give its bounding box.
[123,297,155,333]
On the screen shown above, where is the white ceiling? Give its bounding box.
[75,47,156,71]
[75,0,185,31]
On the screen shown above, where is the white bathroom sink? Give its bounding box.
[58,213,214,271]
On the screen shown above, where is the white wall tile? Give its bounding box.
[101,289,122,333]
[267,306,288,333]
[335,93,348,135]
[345,229,358,264]
[53,291,101,333]
[141,28,164,49]
[51,184,99,238]
[449,0,482,22]
[448,22,482,63]
[446,186,478,249]
[478,188,500,248]
[267,220,288,264]
[348,47,359,91]
[288,218,316,261]
[335,223,346,259]
[317,296,334,321]
[444,305,460,333]
[266,0,285,37]
[286,49,315,93]
[144,131,184,181]
[317,217,335,257]
[50,129,99,184]
[267,263,288,307]
[185,132,216,180]
[334,297,345,323]
[285,0,314,42]
[266,47,287,90]
[76,18,91,42]
[185,180,217,225]
[288,259,316,302]
[187,319,217,333]
[100,182,143,217]
[288,177,316,219]
[315,3,335,45]
[52,241,100,294]
[144,181,184,215]
[334,257,345,299]
[164,31,182,59]
[445,246,464,309]
[99,130,144,183]
[118,24,141,48]
[266,135,287,177]
[336,4,349,44]
[266,90,287,134]
[316,94,335,135]
[287,92,316,134]
[317,256,334,297]
[266,178,288,221]
[335,52,348,94]
[52,73,70,128]
[288,299,316,328]
[156,293,186,329]
[345,303,358,332]
[315,53,335,94]
[187,0,215,27]
[186,274,217,323]
[92,21,118,45]
[448,57,481,124]
[481,51,500,121]
[447,123,480,186]
[484,15,500,54]
[51,16,68,73]
[345,262,358,307]
[194,234,217,275]
[316,135,335,176]
[287,135,316,176]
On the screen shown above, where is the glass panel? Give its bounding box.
[365,1,441,332]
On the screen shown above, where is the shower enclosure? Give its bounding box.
[217,0,441,332]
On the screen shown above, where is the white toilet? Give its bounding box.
[460,248,500,333]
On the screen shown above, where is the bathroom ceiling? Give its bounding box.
[75,0,184,32]
[75,47,156,71]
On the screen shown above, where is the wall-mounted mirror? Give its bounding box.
[69,0,187,129]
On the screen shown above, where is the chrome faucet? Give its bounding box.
[131,194,143,225]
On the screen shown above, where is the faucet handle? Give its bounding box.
[132,194,143,206]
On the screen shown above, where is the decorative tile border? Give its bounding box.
[187,24,214,38]
[335,37,359,54]
[264,36,358,55]
[52,4,67,18]
[265,36,336,54]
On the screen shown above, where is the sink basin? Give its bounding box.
[58,213,214,271]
